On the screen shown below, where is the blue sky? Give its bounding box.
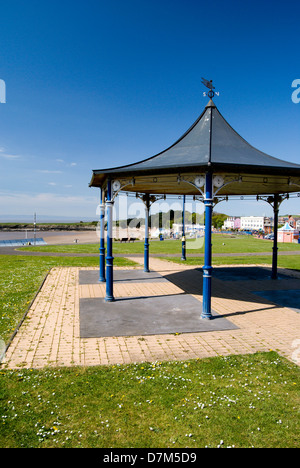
[0,0,299,220]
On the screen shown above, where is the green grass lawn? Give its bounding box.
[0,247,299,448]
[1,352,299,448]
[18,234,300,255]
[163,255,300,270]
[15,233,300,272]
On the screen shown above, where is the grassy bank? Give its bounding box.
[16,234,300,271]
[1,244,299,448]
[163,255,300,270]
[1,352,299,448]
[18,234,300,255]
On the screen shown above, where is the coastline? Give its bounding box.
[0,229,99,245]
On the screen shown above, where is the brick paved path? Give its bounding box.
[3,258,300,369]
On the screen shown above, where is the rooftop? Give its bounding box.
[90,99,300,196]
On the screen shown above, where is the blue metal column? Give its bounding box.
[271,194,279,280]
[144,194,150,272]
[99,188,106,283]
[181,195,186,261]
[201,172,213,320]
[105,179,114,302]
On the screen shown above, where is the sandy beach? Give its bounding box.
[0,230,100,245]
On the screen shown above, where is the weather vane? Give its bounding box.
[201,78,219,99]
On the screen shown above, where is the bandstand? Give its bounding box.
[89,87,300,320]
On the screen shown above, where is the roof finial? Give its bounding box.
[201,77,216,99]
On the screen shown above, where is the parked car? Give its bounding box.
[264,233,274,240]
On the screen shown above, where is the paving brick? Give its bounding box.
[2,261,300,369]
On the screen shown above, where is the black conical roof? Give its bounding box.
[90,100,300,194]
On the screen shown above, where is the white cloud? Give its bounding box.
[36,170,63,174]
[48,182,57,186]
[0,146,21,159]
[0,153,20,160]
[0,190,98,217]
[70,162,77,167]
[0,147,20,160]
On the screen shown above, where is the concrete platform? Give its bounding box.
[80,294,237,338]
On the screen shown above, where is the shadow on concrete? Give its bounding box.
[163,266,300,316]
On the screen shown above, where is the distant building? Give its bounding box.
[288,216,296,229]
[278,222,299,243]
[222,217,241,230]
[172,223,205,236]
[263,217,273,234]
[279,215,300,229]
[278,216,288,225]
[289,215,300,229]
[240,216,273,233]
